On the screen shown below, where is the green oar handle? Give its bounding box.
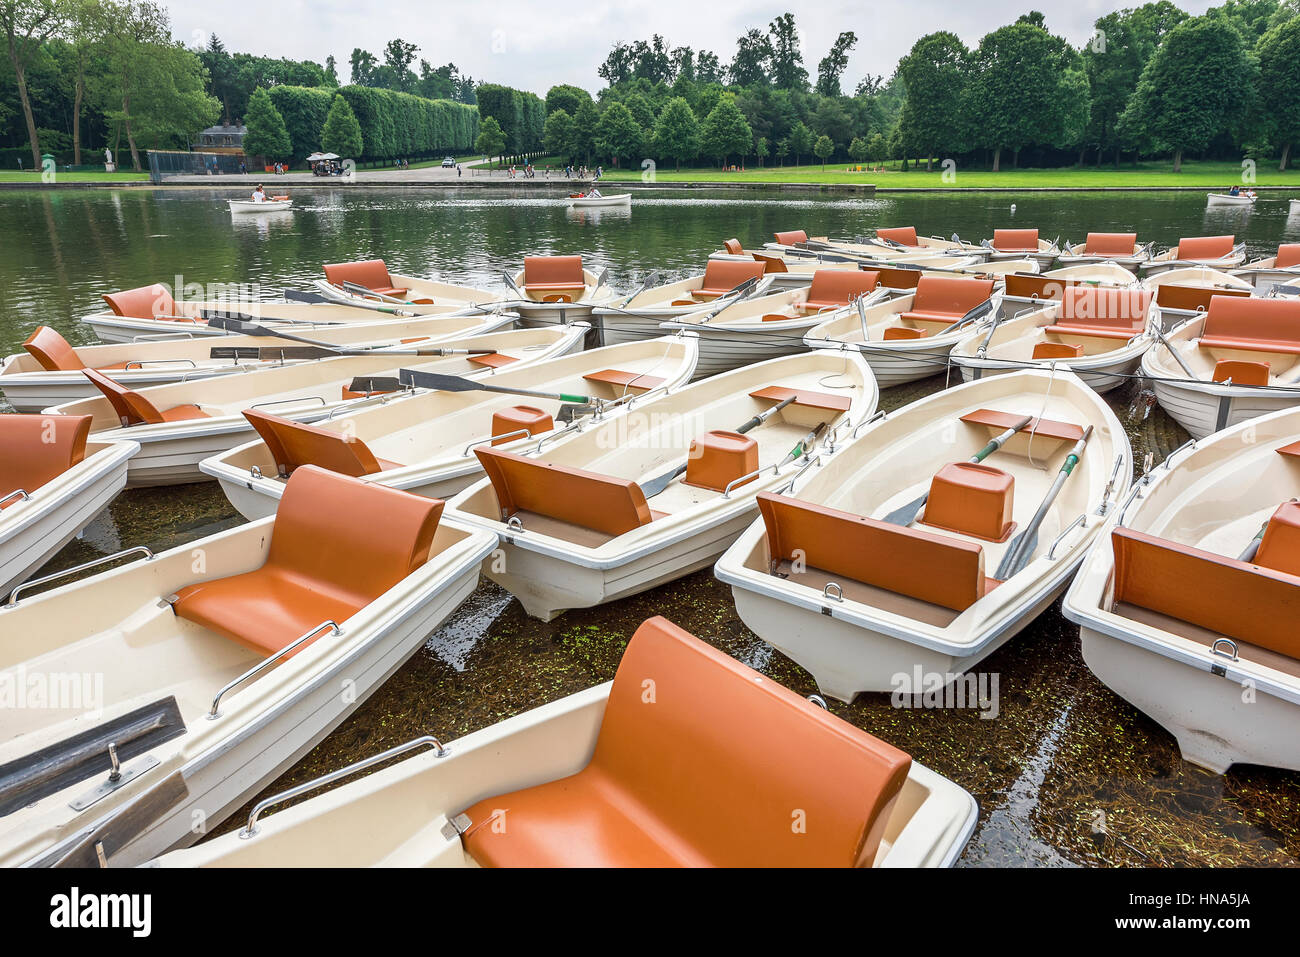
[559,392,588,404]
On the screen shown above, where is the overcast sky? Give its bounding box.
[168,0,1220,94]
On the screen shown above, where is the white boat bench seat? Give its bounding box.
[322,259,409,300]
[757,491,1000,616]
[455,615,913,867]
[1110,507,1300,661]
[82,368,209,426]
[748,385,852,412]
[102,284,202,323]
[475,446,666,541]
[169,466,444,657]
[1197,298,1300,356]
[23,326,131,372]
[243,410,402,479]
[1,413,92,509]
[898,277,996,327]
[582,369,667,392]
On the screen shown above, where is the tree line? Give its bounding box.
[538,2,1300,173]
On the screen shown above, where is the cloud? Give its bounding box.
[170,0,1220,95]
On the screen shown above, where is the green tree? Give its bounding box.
[700,93,753,166]
[475,114,506,164]
[786,119,813,165]
[320,92,362,158]
[545,83,591,118]
[848,135,868,163]
[774,136,788,165]
[1120,15,1258,171]
[1258,17,1300,169]
[595,101,642,165]
[755,135,769,167]
[815,31,857,97]
[543,108,575,160]
[242,87,291,160]
[569,99,599,165]
[767,13,808,90]
[897,32,969,172]
[813,133,833,169]
[1,0,70,168]
[652,96,699,170]
[1082,11,1149,167]
[867,132,887,163]
[729,28,771,86]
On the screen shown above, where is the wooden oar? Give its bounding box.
[639,395,796,499]
[883,415,1034,527]
[995,425,1094,580]
[396,368,595,405]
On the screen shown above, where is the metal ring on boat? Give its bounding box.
[823,582,844,602]
[7,546,154,606]
[1211,638,1239,661]
[208,620,341,719]
[239,734,449,838]
[0,488,31,509]
[249,465,263,480]
[1047,513,1088,560]
[506,516,524,533]
[463,428,532,457]
[807,694,829,710]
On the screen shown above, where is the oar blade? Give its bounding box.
[283,289,332,304]
[397,368,477,392]
[994,528,1038,580]
[881,494,928,528]
[639,465,686,500]
[205,315,263,335]
[348,376,404,394]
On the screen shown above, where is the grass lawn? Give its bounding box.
[600,159,1300,189]
[0,170,150,184]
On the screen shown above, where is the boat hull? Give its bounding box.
[229,200,293,213]
[1149,376,1299,439]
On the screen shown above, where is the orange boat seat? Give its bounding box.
[171,466,442,656]
[959,408,1085,443]
[750,252,788,274]
[722,238,744,255]
[1276,440,1300,459]
[923,463,1015,542]
[475,446,658,538]
[1198,297,1300,355]
[773,230,809,246]
[884,326,927,340]
[466,352,517,368]
[684,430,758,492]
[875,267,923,290]
[22,326,128,373]
[877,226,919,246]
[1212,359,1270,386]
[101,284,195,322]
[758,492,996,611]
[1175,235,1235,261]
[1111,525,1300,661]
[242,409,400,478]
[1043,287,1150,343]
[322,259,407,298]
[1276,244,1300,269]
[1154,283,1250,313]
[802,270,881,310]
[81,369,208,427]
[1081,232,1137,256]
[1033,342,1084,360]
[1256,501,1300,578]
[491,405,553,446]
[583,369,666,391]
[748,385,852,413]
[458,615,912,867]
[991,228,1039,252]
[899,277,996,326]
[0,414,92,506]
[1002,273,1078,301]
[523,256,586,299]
[695,259,767,298]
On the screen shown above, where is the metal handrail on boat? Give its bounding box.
[249,395,327,412]
[851,409,887,440]
[239,734,448,838]
[774,454,823,496]
[463,428,532,457]
[1046,513,1088,560]
[8,546,154,605]
[0,488,30,509]
[208,620,341,719]
[532,421,583,454]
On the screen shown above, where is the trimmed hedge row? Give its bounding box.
[266,84,479,161]
[475,83,545,154]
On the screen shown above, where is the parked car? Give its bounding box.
[441,156,456,168]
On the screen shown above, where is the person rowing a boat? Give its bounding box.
[1230,185,1241,196]
[251,184,267,203]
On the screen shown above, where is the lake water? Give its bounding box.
[3,185,1298,866]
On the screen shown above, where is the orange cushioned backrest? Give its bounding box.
[805,270,881,306]
[23,326,85,371]
[1058,287,1151,330]
[751,252,787,274]
[1255,501,1300,578]
[773,230,808,245]
[722,238,743,255]
[1176,235,1235,260]
[877,226,918,246]
[992,228,1039,251]
[1212,359,1269,385]
[101,284,178,319]
[0,414,92,496]
[243,409,385,478]
[913,276,996,317]
[875,267,923,290]
[1033,342,1085,360]
[1082,232,1137,256]
[322,259,394,291]
[1111,526,1300,660]
[1276,244,1300,269]
[699,258,766,293]
[523,255,584,286]
[267,465,443,608]
[1202,296,1300,345]
[592,616,912,867]
[758,492,989,611]
[1154,284,1250,313]
[81,368,165,426]
[1002,273,1076,301]
[474,446,653,537]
